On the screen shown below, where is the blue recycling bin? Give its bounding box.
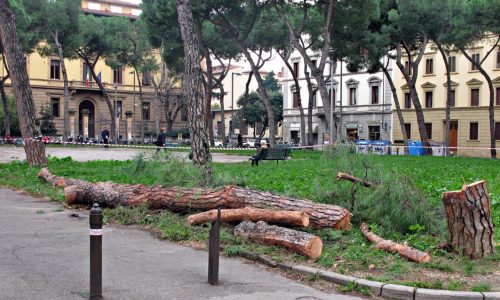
[371,140,391,155]
[356,140,372,154]
[408,140,425,156]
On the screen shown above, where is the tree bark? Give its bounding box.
[0,0,47,166]
[0,72,11,136]
[188,207,310,227]
[203,46,214,145]
[360,223,431,263]
[176,0,212,174]
[336,172,374,188]
[442,180,494,259]
[37,169,351,229]
[304,68,315,146]
[53,31,70,141]
[234,221,323,260]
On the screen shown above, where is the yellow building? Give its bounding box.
[0,0,185,142]
[392,36,500,157]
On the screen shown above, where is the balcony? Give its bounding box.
[69,80,107,90]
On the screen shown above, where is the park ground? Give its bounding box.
[0,145,499,295]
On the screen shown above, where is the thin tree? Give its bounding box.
[175,0,212,176]
[0,0,47,166]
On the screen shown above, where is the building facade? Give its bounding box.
[392,36,500,157]
[281,51,393,145]
[0,0,186,142]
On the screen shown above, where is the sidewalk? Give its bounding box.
[0,189,360,300]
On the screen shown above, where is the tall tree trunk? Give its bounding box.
[395,41,429,147]
[0,0,47,166]
[379,62,408,148]
[53,31,70,141]
[238,72,253,135]
[219,85,226,141]
[436,42,451,156]
[460,44,498,159]
[304,69,315,146]
[0,73,11,136]
[176,0,212,178]
[78,54,116,140]
[203,46,214,146]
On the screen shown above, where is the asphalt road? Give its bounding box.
[0,145,250,164]
[0,189,361,300]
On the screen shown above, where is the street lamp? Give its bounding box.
[230,72,241,146]
[326,60,334,144]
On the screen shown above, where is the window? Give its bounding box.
[371,86,379,104]
[369,126,381,140]
[469,122,478,140]
[349,87,356,105]
[471,53,480,71]
[113,66,122,84]
[425,58,433,74]
[496,87,500,106]
[425,123,432,139]
[471,88,480,106]
[404,61,412,76]
[496,122,500,140]
[293,62,299,78]
[311,60,317,67]
[448,56,456,73]
[404,123,411,139]
[115,101,123,119]
[312,91,317,108]
[83,63,93,82]
[450,90,456,107]
[497,48,500,69]
[50,59,60,80]
[110,5,122,13]
[425,91,433,108]
[292,92,300,108]
[51,98,60,118]
[180,107,188,122]
[88,2,100,10]
[142,102,150,120]
[404,92,411,108]
[142,72,151,86]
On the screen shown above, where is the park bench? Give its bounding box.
[250,147,290,165]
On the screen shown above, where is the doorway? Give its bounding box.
[346,128,358,142]
[448,121,458,153]
[79,99,96,138]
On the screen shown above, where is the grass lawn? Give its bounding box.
[0,150,499,292]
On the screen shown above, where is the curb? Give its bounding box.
[275,263,497,300]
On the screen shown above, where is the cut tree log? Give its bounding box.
[360,223,431,263]
[234,221,323,260]
[188,207,309,227]
[442,180,494,259]
[336,172,373,187]
[37,168,350,229]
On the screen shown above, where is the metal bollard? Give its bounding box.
[208,207,221,285]
[89,203,103,299]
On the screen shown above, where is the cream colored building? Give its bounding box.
[1,0,185,142]
[393,36,500,157]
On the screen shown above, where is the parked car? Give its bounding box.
[213,139,223,147]
[242,138,255,148]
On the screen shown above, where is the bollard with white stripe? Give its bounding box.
[89,203,103,299]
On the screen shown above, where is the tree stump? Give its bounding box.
[234,221,323,260]
[442,180,494,259]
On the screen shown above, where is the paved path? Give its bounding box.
[0,145,250,164]
[0,189,361,300]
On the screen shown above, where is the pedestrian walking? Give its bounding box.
[237,134,243,148]
[101,127,109,149]
[155,127,166,154]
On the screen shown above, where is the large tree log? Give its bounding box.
[234,221,323,260]
[360,223,431,263]
[442,180,494,259]
[188,207,309,227]
[38,168,350,229]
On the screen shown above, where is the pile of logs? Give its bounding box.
[38,168,351,260]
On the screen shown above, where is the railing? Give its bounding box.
[69,80,106,89]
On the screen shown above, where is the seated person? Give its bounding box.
[250,140,268,166]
